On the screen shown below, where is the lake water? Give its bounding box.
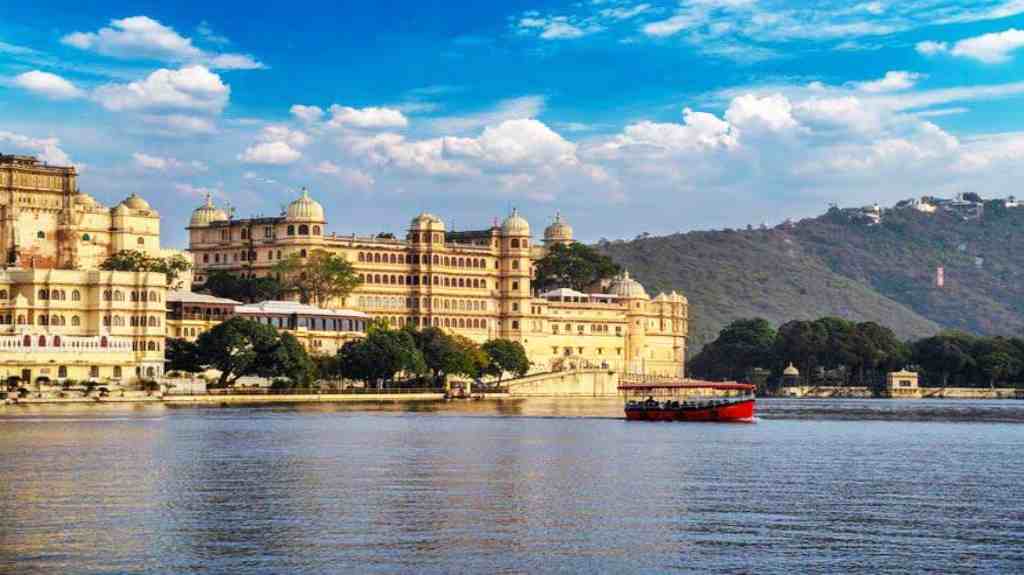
[1,399,1023,574]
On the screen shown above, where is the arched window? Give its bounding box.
[37,231,45,239]
[458,278,465,288]
[298,224,309,235]
[149,291,159,302]
[114,366,122,378]
[390,254,397,264]
[114,291,124,301]
[512,260,520,269]
[148,316,158,327]
[203,253,209,263]
[38,335,46,347]
[72,290,80,301]
[22,335,30,347]
[0,290,6,300]
[38,289,48,300]
[287,225,295,236]
[100,336,108,348]
[58,366,68,378]
[137,237,145,246]
[146,367,155,377]
[312,225,321,235]
[374,253,382,263]
[71,316,80,327]
[53,336,61,347]
[147,341,157,351]
[38,315,48,326]
[300,249,307,258]
[358,252,365,262]
[511,238,520,248]
[241,228,249,239]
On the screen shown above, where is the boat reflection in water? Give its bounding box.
[620,376,756,422]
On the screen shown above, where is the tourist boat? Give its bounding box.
[619,378,756,422]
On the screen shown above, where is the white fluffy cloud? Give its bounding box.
[133,152,207,172]
[61,15,264,69]
[259,125,310,148]
[315,161,375,189]
[327,105,408,129]
[290,104,324,123]
[915,40,948,56]
[93,65,230,113]
[238,141,301,164]
[0,130,72,165]
[950,28,1024,63]
[12,70,84,100]
[855,71,923,93]
[725,93,798,131]
[138,114,218,136]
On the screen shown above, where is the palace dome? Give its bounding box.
[609,271,648,299]
[543,212,573,243]
[286,188,325,221]
[783,363,800,376]
[75,193,100,208]
[410,212,445,231]
[190,194,229,227]
[501,208,530,235]
[122,193,152,210]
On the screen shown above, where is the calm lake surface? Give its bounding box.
[1,399,1023,574]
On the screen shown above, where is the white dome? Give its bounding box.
[190,193,229,227]
[501,208,530,235]
[544,212,573,243]
[286,188,325,221]
[410,212,445,231]
[609,271,649,299]
[122,193,152,210]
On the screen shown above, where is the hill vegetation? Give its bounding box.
[599,199,1024,352]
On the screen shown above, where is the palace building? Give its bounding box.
[0,154,168,387]
[187,190,689,376]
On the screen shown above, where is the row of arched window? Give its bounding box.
[37,289,81,301]
[102,290,161,302]
[131,340,162,351]
[357,252,493,269]
[357,295,492,312]
[286,224,321,236]
[360,274,490,289]
[101,315,161,327]
[374,315,490,330]
[37,315,81,327]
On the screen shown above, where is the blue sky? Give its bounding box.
[2,1,1024,247]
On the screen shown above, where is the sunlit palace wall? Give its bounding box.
[187,189,690,376]
[0,154,168,385]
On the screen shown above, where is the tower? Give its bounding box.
[498,209,531,340]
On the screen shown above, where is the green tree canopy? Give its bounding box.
[201,270,284,303]
[194,317,299,387]
[165,338,202,374]
[481,339,531,382]
[534,243,622,292]
[272,249,362,306]
[688,318,775,381]
[336,328,425,384]
[100,250,192,288]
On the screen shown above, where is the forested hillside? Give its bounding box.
[599,200,1024,351]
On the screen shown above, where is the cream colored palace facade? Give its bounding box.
[187,190,689,376]
[0,154,167,385]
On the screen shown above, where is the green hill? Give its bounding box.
[599,200,1024,351]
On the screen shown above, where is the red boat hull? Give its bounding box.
[625,399,756,422]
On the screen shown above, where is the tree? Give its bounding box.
[481,339,531,382]
[271,332,317,387]
[533,243,622,292]
[201,271,284,303]
[194,317,285,387]
[165,338,201,374]
[101,250,192,288]
[978,352,1019,388]
[912,332,975,387]
[336,329,425,385]
[403,326,480,387]
[688,318,775,381]
[273,250,362,306]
